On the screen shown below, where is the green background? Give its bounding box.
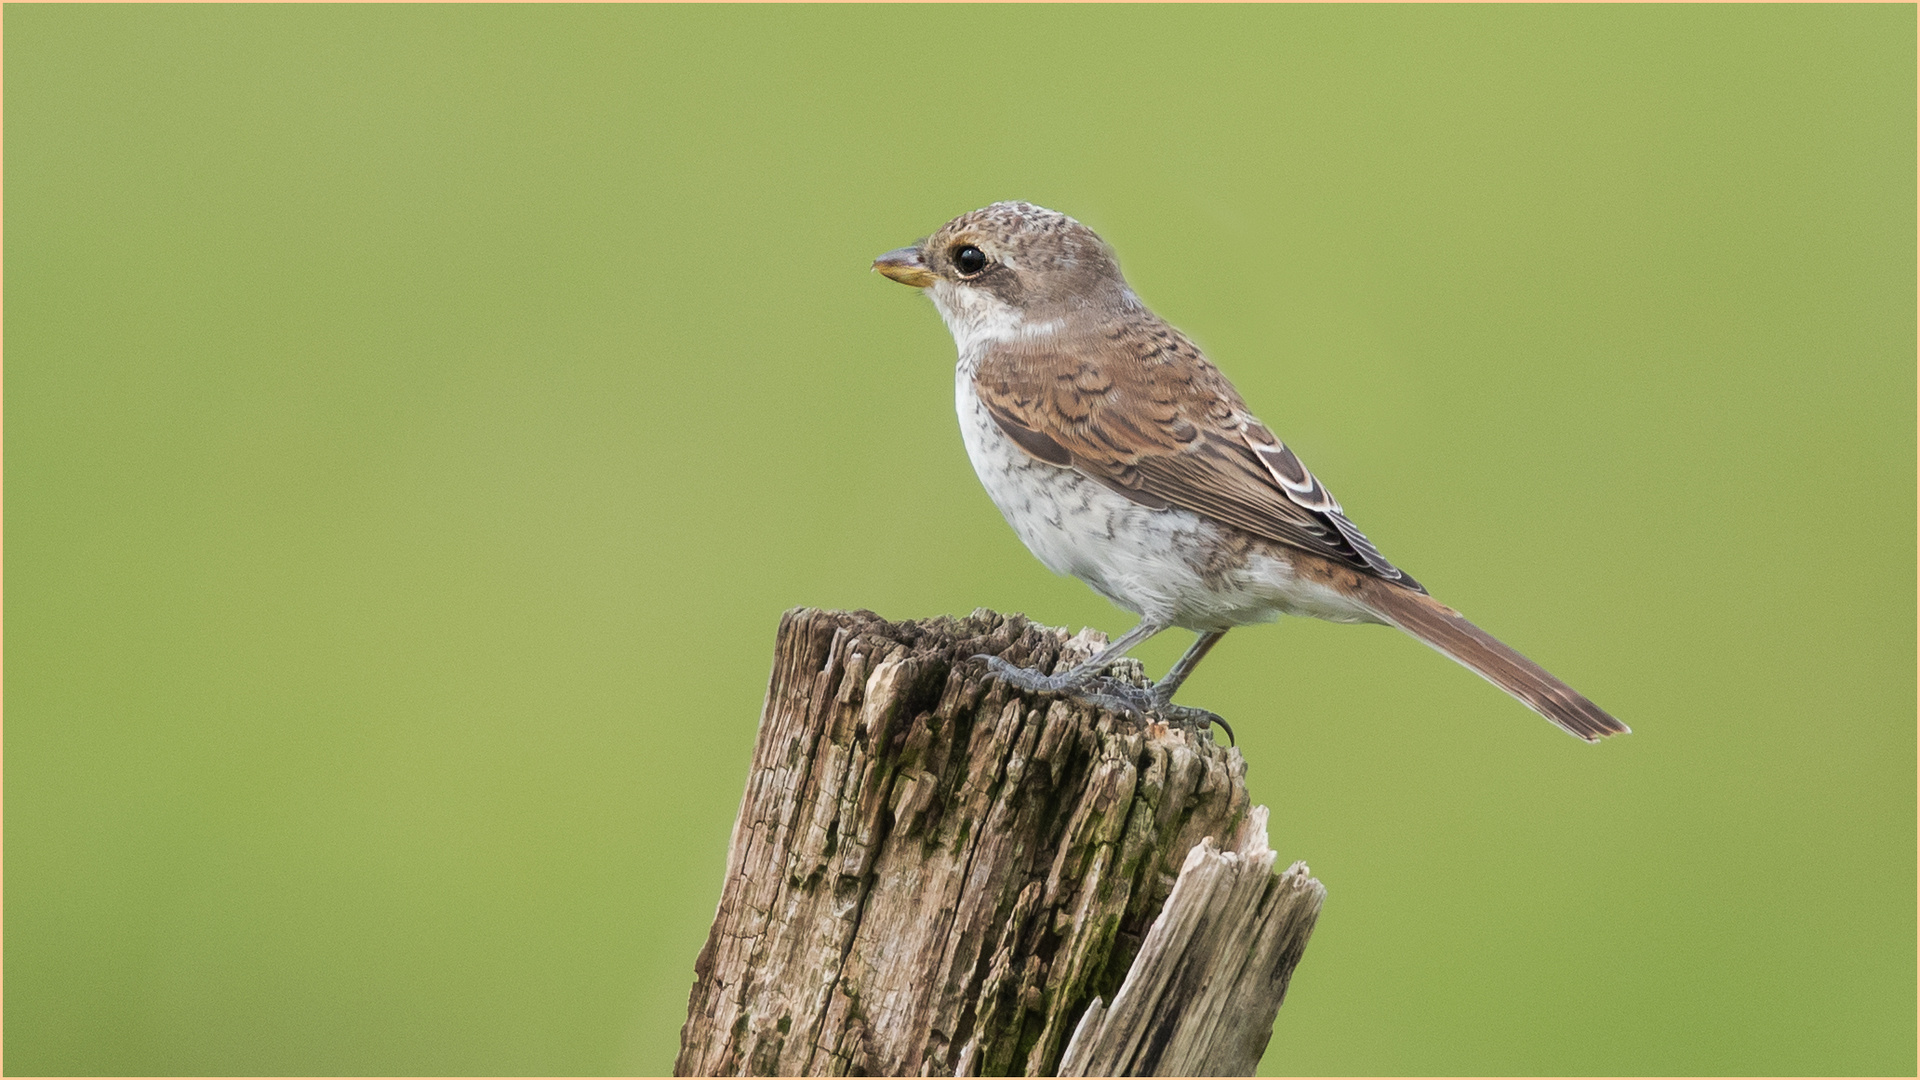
[6,5,1913,1076]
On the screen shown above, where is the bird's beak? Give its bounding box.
[873,246,936,288]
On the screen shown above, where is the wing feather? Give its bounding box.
[973,321,1424,592]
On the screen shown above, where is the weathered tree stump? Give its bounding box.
[676,608,1324,1077]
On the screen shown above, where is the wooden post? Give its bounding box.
[676,608,1324,1077]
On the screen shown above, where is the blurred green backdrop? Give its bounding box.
[6,5,1913,1076]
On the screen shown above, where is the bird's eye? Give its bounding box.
[952,245,988,277]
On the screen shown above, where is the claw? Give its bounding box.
[1161,705,1234,746]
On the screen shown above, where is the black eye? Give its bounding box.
[952,245,988,276]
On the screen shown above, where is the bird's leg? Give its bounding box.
[1153,630,1226,703]
[975,618,1167,695]
[1142,630,1234,744]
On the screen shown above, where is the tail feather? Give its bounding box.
[1359,579,1628,742]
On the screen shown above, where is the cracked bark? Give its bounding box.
[675,608,1323,1077]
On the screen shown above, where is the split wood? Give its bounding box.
[676,608,1323,1077]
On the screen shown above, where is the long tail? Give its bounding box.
[1358,578,1629,742]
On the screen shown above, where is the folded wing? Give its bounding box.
[973,322,1423,592]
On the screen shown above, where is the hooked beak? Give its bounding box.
[873,246,936,288]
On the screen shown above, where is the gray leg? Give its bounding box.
[1144,630,1234,744]
[976,618,1168,694]
[1154,630,1227,701]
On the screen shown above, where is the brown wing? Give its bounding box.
[973,317,1423,592]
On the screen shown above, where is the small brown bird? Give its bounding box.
[874,201,1626,743]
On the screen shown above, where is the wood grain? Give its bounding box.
[676,607,1321,1077]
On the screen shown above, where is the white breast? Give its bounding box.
[953,369,1120,586]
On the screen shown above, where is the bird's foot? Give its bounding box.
[1075,677,1236,746]
[973,656,1234,746]
[973,654,1098,695]
[1161,701,1234,746]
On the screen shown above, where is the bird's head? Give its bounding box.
[873,201,1134,351]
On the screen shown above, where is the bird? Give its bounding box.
[872,201,1626,744]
